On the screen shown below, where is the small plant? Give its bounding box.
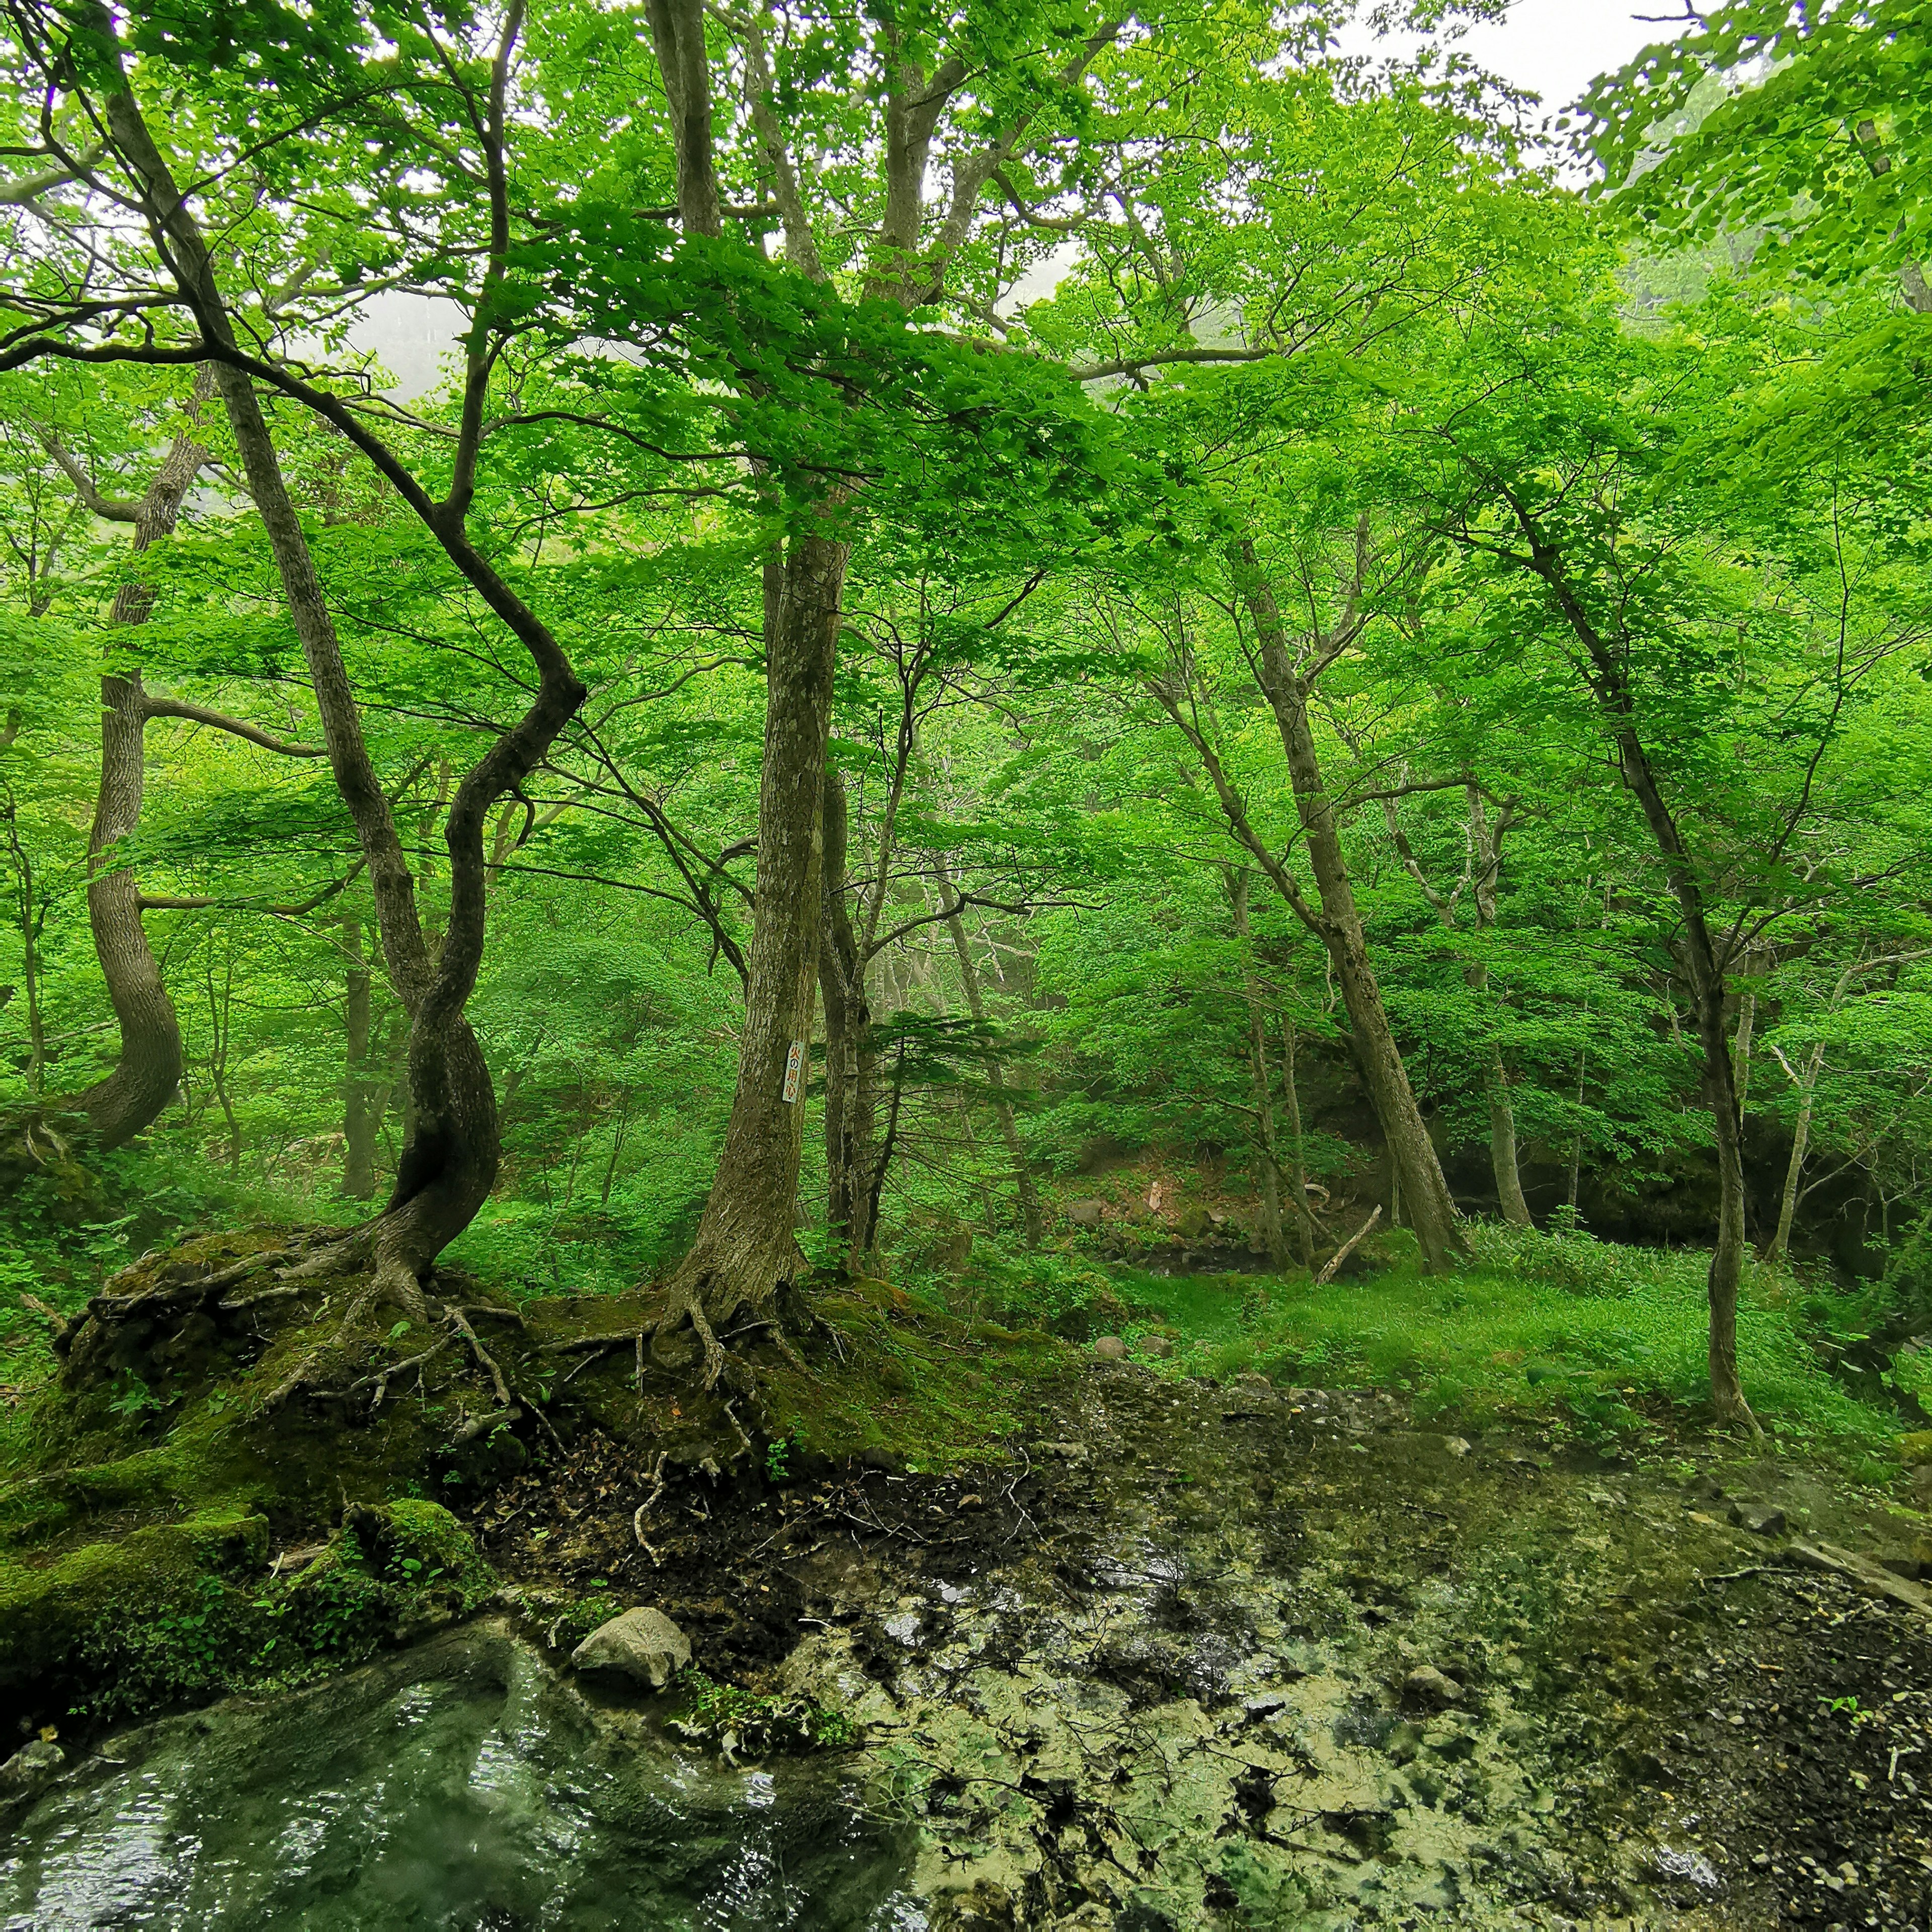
[765,1433,794,1484]
[107,1373,168,1420]
[669,1667,858,1760]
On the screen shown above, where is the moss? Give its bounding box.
[0,1498,495,1728]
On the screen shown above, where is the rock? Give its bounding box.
[1882,1541,1932,1581]
[1729,1502,1787,1538]
[1176,1205,1211,1239]
[570,1606,691,1688]
[1792,1540,1932,1618]
[1684,1471,1726,1502]
[1093,1335,1129,1361]
[1139,1335,1174,1359]
[1900,1431,1932,1466]
[1067,1199,1107,1228]
[1442,1436,1472,1458]
[1402,1665,1463,1707]
[0,1739,63,1803]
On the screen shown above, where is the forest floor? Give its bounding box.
[5,1227,1932,1927]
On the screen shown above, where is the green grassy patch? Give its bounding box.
[1104,1224,1900,1448]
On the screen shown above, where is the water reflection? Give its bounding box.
[1,1626,920,1930]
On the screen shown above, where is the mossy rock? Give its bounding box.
[1899,1431,1932,1467]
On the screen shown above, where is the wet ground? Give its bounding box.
[13,1348,1932,1928]
[476,1359,1932,1928]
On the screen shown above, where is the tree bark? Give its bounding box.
[1227,540,1465,1270]
[939,867,1042,1249]
[659,530,848,1372]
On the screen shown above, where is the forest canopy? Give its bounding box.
[4,0,1932,1432]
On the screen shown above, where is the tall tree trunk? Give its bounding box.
[1228,540,1464,1270]
[1225,868,1286,1267]
[66,387,213,1148]
[939,865,1041,1248]
[1768,1040,1824,1266]
[659,531,848,1372]
[818,767,876,1261]
[342,917,379,1200]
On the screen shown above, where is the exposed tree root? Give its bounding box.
[633,1449,670,1566]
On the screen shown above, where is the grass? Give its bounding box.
[1099,1222,1903,1450]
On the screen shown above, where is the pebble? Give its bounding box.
[1093,1336,1128,1361]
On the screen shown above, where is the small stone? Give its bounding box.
[0,1739,63,1802]
[1093,1335,1128,1361]
[1403,1665,1463,1707]
[1139,1335,1174,1359]
[1442,1436,1471,1458]
[1729,1503,1787,1538]
[570,1606,692,1689]
[1066,1199,1107,1228]
[1687,1510,1722,1527]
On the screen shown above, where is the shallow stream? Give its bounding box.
[0,1624,918,1931]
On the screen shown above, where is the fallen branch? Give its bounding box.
[633,1448,669,1566]
[1314,1205,1382,1286]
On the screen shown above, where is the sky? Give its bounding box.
[360,1,1679,396]
[1426,0,1672,117]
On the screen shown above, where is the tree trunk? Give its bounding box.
[342,918,379,1200]
[1483,1040,1533,1228]
[102,74,586,1308]
[1279,1016,1317,1268]
[1768,1041,1824,1266]
[818,767,876,1261]
[660,530,848,1373]
[939,866,1042,1248]
[66,388,213,1148]
[1614,729,1756,1428]
[1228,540,1464,1270]
[1226,868,1286,1267]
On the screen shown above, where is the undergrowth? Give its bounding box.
[1095,1222,1904,1450]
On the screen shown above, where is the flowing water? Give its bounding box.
[0,1625,920,1931]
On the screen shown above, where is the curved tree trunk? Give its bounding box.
[1228,541,1465,1271]
[660,530,848,1367]
[102,55,585,1307]
[64,386,213,1148]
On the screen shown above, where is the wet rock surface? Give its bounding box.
[470,1369,1932,1926]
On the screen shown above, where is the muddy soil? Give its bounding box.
[481,1360,1932,1929]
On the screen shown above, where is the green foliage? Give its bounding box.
[668,1666,859,1759]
